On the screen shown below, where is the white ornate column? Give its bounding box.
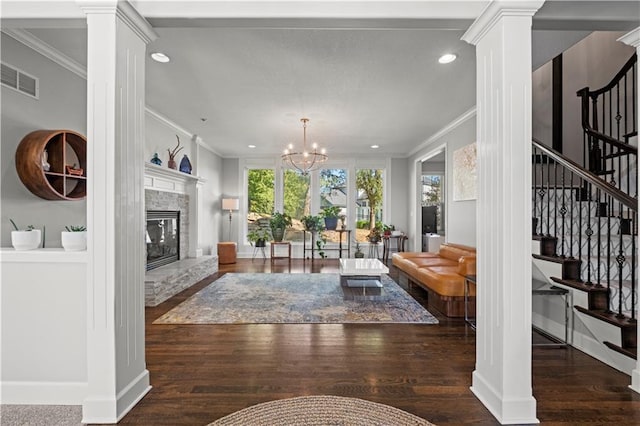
[462,1,544,424]
[80,1,156,422]
[619,26,640,394]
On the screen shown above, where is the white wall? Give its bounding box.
[532,61,552,145]
[198,147,223,255]
[1,250,88,404]
[1,33,86,248]
[388,157,409,235]
[145,113,193,167]
[409,113,477,249]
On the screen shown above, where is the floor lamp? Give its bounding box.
[222,198,239,242]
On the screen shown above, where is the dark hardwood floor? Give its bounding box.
[112,259,640,425]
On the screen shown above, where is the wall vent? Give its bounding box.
[1,63,39,99]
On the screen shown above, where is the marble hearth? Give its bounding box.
[145,255,218,307]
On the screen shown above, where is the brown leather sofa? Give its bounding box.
[392,243,476,317]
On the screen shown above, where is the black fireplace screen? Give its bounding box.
[146,210,180,271]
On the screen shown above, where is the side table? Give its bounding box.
[270,241,291,263]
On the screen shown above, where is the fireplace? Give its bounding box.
[146,210,180,270]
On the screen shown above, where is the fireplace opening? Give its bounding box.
[146,210,180,271]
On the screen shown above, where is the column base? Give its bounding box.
[471,370,539,425]
[82,370,150,424]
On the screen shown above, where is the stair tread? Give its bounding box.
[574,306,636,328]
[533,254,580,264]
[551,277,609,293]
[603,341,637,360]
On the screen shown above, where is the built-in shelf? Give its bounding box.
[1,248,88,263]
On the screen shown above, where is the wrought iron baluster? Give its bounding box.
[606,192,612,313]
[631,212,637,321]
[596,188,603,289]
[616,200,625,318]
[569,172,575,259]
[560,166,567,257]
[585,183,593,286]
[546,154,551,236]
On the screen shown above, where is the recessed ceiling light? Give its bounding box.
[438,53,457,64]
[371,145,380,149]
[151,52,170,63]
[248,145,256,149]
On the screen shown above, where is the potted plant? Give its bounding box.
[320,205,341,230]
[354,240,365,258]
[248,228,271,247]
[61,225,87,251]
[367,224,382,244]
[9,219,41,251]
[301,214,324,232]
[269,211,292,242]
[315,234,327,259]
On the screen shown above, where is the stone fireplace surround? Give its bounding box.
[144,164,218,306]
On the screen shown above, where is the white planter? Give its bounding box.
[11,230,41,251]
[61,231,87,251]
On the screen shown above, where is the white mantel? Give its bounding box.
[144,162,207,258]
[144,162,205,194]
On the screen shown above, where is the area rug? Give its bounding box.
[209,395,435,426]
[154,273,438,324]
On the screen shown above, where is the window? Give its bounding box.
[283,169,310,242]
[247,168,275,240]
[422,174,444,233]
[320,168,347,243]
[355,169,384,242]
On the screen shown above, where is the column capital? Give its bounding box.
[618,27,640,48]
[462,0,545,46]
[77,0,157,43]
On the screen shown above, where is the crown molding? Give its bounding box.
[5,29,223,158]
[407,106,476,158]
[145,108,222,157]
[618,27,640,48]
[1,28,86,79]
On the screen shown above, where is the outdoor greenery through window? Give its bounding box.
[283,169,310,242]
[422,174,444,233]
[355,169,384,243]
[320,169,347,243]
[247,169,275,241]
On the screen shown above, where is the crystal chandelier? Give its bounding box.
[282,118,328,175]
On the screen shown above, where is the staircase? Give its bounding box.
[531,53,637,373]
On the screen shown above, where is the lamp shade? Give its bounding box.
[222,198,239,211]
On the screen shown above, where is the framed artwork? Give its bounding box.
[453,142,477,201]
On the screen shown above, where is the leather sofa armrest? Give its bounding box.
[457,256,476,276]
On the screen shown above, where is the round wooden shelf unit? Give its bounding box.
[15,129,87,201]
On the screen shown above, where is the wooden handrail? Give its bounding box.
[576,53,637,98]
[584,127,638,155]
[532,138,637,211]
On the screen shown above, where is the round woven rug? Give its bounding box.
[209,395,435,426]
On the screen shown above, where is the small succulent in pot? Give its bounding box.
[10,219,41,250]
[62,225,87,251]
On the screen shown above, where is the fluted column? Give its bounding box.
[79,1,156,422]
[462,1,544,424]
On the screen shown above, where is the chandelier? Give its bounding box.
[282,118,328,175]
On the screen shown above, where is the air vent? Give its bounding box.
[1,63,38,99]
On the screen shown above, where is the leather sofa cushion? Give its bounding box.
[393,252,439,260]
[439,244,477,262]
[414,266,475,297]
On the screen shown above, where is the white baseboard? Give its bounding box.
[1,381,88,404]
[82,369,151,424]
[471,370,539,425]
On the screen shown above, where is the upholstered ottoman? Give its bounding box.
[218,242,237,264]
